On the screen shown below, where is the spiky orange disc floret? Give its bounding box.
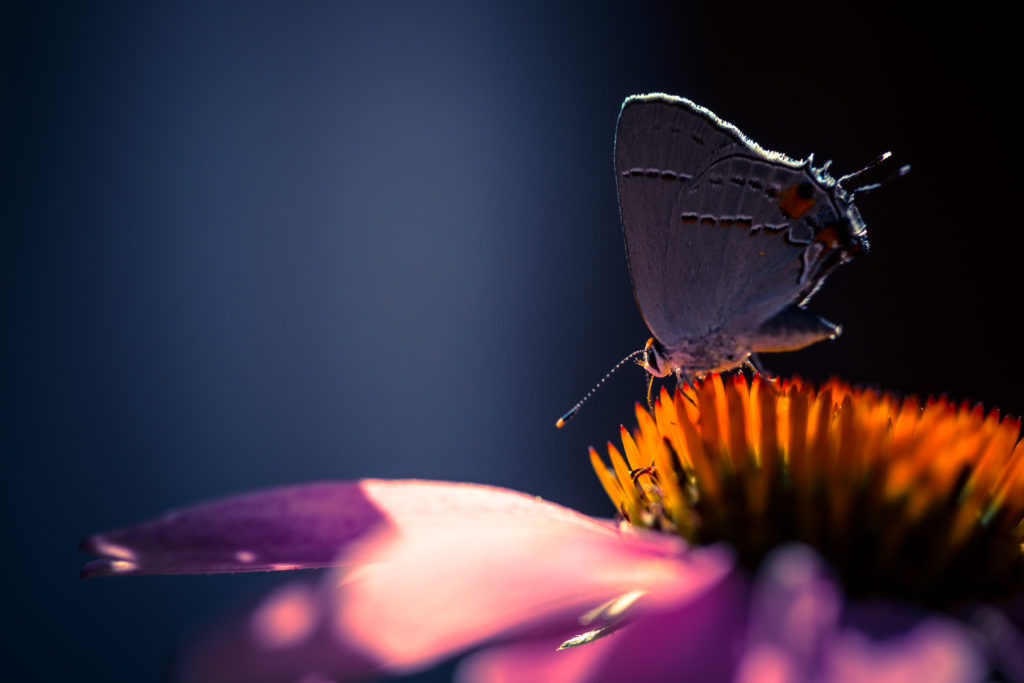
[590,374,1024,604]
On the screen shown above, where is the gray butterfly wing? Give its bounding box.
[667,157,847,339]
[615,94,858,350]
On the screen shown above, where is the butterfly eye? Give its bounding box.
[644,338,669,377]
[644,343,658,372]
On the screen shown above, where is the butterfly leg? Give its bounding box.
[674,368,697,406]
[745,353,776,381]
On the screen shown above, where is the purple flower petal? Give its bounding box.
[964,604,1024,682]
[328,514,733,672]
[181,523,731,681]
[127,480,735,680]
[82,482,390,576]
[736,545,986,683]
[824,617,984,683]
[455,627,615,683]
[736,544,841,681]
[178,579,380,683]
[80,479,680,577]
[455,570,750,682]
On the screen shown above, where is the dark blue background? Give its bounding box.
[3,2,1016,681]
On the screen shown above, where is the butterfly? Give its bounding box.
[558,94,903,426]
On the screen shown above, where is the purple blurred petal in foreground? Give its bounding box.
[81,481,1019,681]
[179,579,381,683]
[455,568,750,682]
[329,514,733,672]
[181,513,733,683]
[81,479,615,577]
[737,546,985,683]
[82,482,386,576]
[737,545,841,681]
[82,480,734,682]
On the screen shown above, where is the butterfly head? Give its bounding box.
[643,337,670,378]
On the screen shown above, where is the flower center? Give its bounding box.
[590,373,1024,606]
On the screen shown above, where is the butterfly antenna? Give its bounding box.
[556,349,646,428]
[838,151,893,185]
[850,163,911,195]
[837,151,910,194]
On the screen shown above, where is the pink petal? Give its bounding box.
[115,480,732,680]
[736,545,841,682]
[967,604,1024,681]
[455,569,750,683]
[81,479,622,577]
[824,618,984,683]
[82,482,388,576]
[455,631,614,683]
[329,512,734,672]
[178,579,380,683]
[737,545,987,683]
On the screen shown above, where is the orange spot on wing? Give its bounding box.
[778,184,815,219]
[814,226,840,249]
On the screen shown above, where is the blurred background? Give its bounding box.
[2,2,1016,681]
